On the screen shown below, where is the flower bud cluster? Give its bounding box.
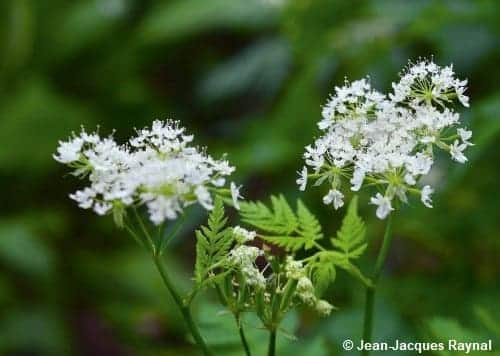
[298,59,472,219]
[284,257,333,316]
[232,226,257,244]
[227,227,265,288]
[228,234,266,288]
[54,120,241,224]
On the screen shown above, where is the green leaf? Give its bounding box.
[331,196,367,260]
[272,195,298,233]
[296,200,323,250]
[49,0,127,60]
[340,262,373,288]
[197,302,304,355]
[307,250,373,289]
[0,307,70,354]
[0,223,55,278]
[139,0,278,44]
[310,257,336,296]
[304,196,372,289]
[0,78,97,175]
[239,196,322,252]
[197,38,291,103]
[1,0,34,74]
[240,195,297,235]
[307,251,344,295]
[474,306,500,336]
[260,235,313,252]
[426,317,484,356]
[194,198,233,287]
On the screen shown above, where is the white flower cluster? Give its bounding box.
[284,257,333,316]
[224,242,334,315]
[228,245,266,288]
[54,120,241,225]
[227,226,265,287]
[232,226,257,244]
[298,59,472,219]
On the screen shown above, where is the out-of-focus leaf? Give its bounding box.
[281,336,328,356]
[0,0,33,74]
[371,0,431,24]
[0,223,55,277]
[75,249,192,333]
[0,275,13,304]
[425,317,500,356]
[321,301,411,356]
[474,306,500,337]
[427,317,480,341]
[445,93,500,187]
[197,303,302,355]
[405,1,465,36]
[48,0,129,59]
[139,0,279,44]
[231,63,321,173]
[0,77,97,174]
[470,94,500,156]
[283,0,362,56]
[197,304,255,349]
[197,38,291,102]
[433,25,497,70]
[0,308,70,354]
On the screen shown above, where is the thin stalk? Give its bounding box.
[312,241,326,251]
[153,254,213,356]
[125,212,210,354]
[123,223,145,249]
[235,315,252,356]
[160,212,187,252]
[362,215,393,356]
[132,207,156,254]
[267,329,277,356]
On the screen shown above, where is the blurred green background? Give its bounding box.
[1,0,499,355]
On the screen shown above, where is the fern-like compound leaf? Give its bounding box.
[331,196,367,260]
[194,198,233,286]
[239,194,298,234]
[240,196,322,252]
[296,200,323,250]
[309,252,337,296]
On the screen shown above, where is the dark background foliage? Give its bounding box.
[0,0,499,355]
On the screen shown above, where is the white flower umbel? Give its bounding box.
[55,120,240,225]
[390,59,469,107]
[298,59,471,219]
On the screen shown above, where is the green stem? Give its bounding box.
[267,329,276,356]
[132,207,156,254]
[362,214,393,356]
[124,223,145,249]
[236,315,252,356]
[160,212,186,253]
[153,255,213,356]
[312,241,326,251]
